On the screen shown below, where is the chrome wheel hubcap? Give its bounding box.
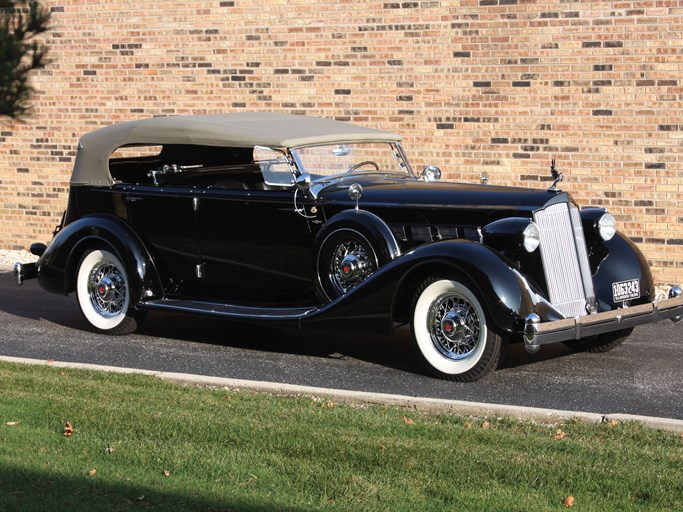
[331,240,374,294]
[428,294,481,360]
[88,262,126,318]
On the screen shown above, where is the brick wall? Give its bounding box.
[1,0,682,283]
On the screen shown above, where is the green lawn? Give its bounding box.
[0,361,680,511]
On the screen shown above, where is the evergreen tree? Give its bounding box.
[0,0,50,119]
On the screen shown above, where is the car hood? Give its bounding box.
[314,175,563,213]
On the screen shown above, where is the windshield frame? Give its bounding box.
[290,141,415,183]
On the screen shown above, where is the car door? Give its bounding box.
[196,185,316,306]
[121,184,204,298]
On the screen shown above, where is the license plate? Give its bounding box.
[612,279,640,302]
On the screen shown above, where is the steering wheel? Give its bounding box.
[348,160,379,172]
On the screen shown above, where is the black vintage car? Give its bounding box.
[14,112,683,381]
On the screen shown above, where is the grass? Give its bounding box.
[0,361,681,511]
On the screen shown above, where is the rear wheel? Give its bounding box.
[75,248,142,335]
[412,278,503,382]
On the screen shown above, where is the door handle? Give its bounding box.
[125,196,143,203]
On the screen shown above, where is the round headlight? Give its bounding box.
[523,222,540,253]
[598,213,616,241]
[421,165,441,182]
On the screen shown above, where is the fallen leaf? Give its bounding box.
[240,474,258,487]
[163,470,171,477]
[224,395,232,401]
[63,421,74,437]
[322,401,335,409]
[403,416,415,425]
[554,429,567,441]
[465,422,472,429]
[481,420,490,429]
[5,421,19,426]
[607,419,620,428]
[104,447,114,454]
[88,469,97,476]
[46,359,54,364]
[564,496,575,508]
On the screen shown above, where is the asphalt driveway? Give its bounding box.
[1,269,681,419]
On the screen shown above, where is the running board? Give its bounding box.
[138,299,316,321]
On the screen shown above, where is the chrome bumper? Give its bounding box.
[13,262,38,286]
[524,286,683,352]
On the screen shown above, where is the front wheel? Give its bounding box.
[412,278,503,382]
[75,248,142,335]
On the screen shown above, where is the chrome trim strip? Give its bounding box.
[139,299,316,320]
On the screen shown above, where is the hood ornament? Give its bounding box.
[547,159,563,192]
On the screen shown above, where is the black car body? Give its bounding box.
[15,112,683,381]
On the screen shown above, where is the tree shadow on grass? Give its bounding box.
[0,464,309,512]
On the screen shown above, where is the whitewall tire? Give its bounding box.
[412,278,503,382]
[75,249,140,335]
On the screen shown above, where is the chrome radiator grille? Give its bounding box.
[533,202,596,318]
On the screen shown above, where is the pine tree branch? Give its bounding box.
[0,0,51,119]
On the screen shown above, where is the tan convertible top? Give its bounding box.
[70,112,401,186]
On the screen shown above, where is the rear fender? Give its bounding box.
[36,214,162,301]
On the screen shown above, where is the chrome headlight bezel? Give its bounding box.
[523,221,541,253]
[598,212,616,241]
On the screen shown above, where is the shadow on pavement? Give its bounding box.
[0,271,574,378]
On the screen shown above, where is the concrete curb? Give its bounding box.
[2,355,682,433]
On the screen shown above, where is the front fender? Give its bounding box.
[36,214,162,301]
[315,208,401,261]
[593,231,655,310]
[393,240,536,335]
[300,239,536,336]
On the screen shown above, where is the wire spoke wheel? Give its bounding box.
[428,294,481,360]
[76,249,140,335]
[330,238,376,295]
[317,228,379,301]
[87,262,127,318]
[412,278,503,382]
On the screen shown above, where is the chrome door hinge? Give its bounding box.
[195,262,205,279]
[193,197,199,211]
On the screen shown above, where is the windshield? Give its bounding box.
[292,142,412,181]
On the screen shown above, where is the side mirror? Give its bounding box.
[421,165,441,182]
